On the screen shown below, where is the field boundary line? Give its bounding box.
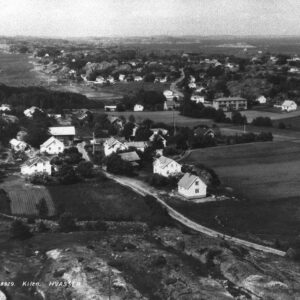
[105,172,286,257]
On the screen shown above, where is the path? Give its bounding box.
[104,171,285,257]
[77,142,91,161]
[170,68,184,98]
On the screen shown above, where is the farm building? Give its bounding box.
[134,104,144,112]
[213,97,247,111]
[281,100,297,112]
[153,156,181,177]
[21,156,52,176]
[178,173,207,199]
[150,128,169,136]
[40,136,64,155]
[9,139,28,152]
[119,151,140,167]
[149,133,167,148]
[0,104,11,112]
[49,126,76,145]
[104,137,127,156]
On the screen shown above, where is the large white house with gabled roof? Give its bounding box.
[153,156,181,177]
[178,173,207,199]
[40,136,64,155]
[21,156,52,175]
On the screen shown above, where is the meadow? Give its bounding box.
[176,140,300,246]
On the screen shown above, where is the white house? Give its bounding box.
[163,90,174,101]
[95,76,105,84]
[103,137,127,156]
[21,156,52,176]
[107,76,115,84]
[104,105,117,112]
[40,136,64,155]
[153,156,181,177]
[134,104,144,112]
[9,139,28,152]
[134,76,143,82]
[24,106,43,118]
[0,104,11,112]
[119,74,126,81]
[178,173,207,199]
[256,95,267,104]
[191,95,205,103]
[188,82,197,89]
[281,100,297,112]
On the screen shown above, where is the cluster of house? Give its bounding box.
[10,125,76,176]
[153,156,207,199]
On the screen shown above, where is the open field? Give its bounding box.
[176,140,300,245]
[273,115,300,131]
[183,140,300,201]
[0,52,40,86]
[103,110,214,127]
[8,188,55,217]
[47,178,151,221]
[238,109,300,123]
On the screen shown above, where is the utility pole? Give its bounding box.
[92,131,95,155]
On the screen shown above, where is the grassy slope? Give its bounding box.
[48,178,151,221]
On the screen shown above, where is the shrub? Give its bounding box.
[252,117,273,127]
[10,219,32,239]
[37,221,49,232]
[77,161,94,178]
[58,212,77,232]
[36,198,48,218]
[278,122,286,129]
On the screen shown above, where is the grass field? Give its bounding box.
[177,140,300,245]
[8,188,55,217]
[103,110,213,127]
[48,178,151,221]
[0,52,39,86]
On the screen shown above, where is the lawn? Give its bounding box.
[47,177,151,221]
[177,140,300,245]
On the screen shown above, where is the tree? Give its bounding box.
[77,161,94,178]
[231,111,247,125]
[58,212,77,232]
[57,164,79,184]
[36,198,48,218]
[106,153,134,176]
[122,122,135,140]
[10,219,32,239]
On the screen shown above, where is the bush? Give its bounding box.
[77,161,94,178]
[36,198,49,218]
[29,173,55,185]
[58,212,77,232]
[57,165,80,184]
[147,174,179,189]
[106,153,135,176]
[10,219,32,239]
[252,117,273,127]
[278,122,286,129]
[37,221,49,232]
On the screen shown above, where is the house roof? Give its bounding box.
[125,141,148,149]
[119,151,140,162]
[154,156,177,169]
[107,116,121,124]
[40,136,63,149]
[105,137,125,148]
[9,138,25,147]
[282,100,296,106]
[178,173,204,189]
[22,156,50,168]
[214,97,246,102]
[49,126,75,136]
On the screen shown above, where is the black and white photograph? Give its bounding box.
[1,0,300,299]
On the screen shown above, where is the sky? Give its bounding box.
[0,0,300,37]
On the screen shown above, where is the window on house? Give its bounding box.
[195,181,199,185]
[195,189,199,193]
